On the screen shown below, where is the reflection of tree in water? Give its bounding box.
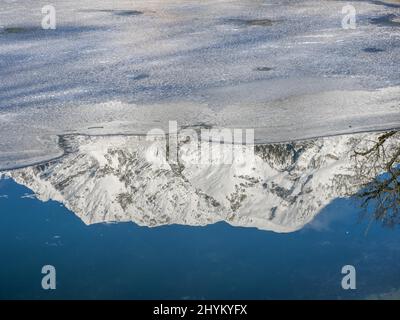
[352,131,400,228]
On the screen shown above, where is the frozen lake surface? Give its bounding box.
[0,0,400,169]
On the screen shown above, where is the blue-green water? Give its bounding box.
[0,177,400,300]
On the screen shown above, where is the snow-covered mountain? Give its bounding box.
[5,130,396,232]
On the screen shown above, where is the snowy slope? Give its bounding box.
[6,130,395,232]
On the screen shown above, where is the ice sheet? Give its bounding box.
[0,0,399,169]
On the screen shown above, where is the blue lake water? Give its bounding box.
[1,177,400,300]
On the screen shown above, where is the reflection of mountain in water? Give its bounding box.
[3,131,400,232]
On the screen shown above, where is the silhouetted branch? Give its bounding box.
[352,131,400,228]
